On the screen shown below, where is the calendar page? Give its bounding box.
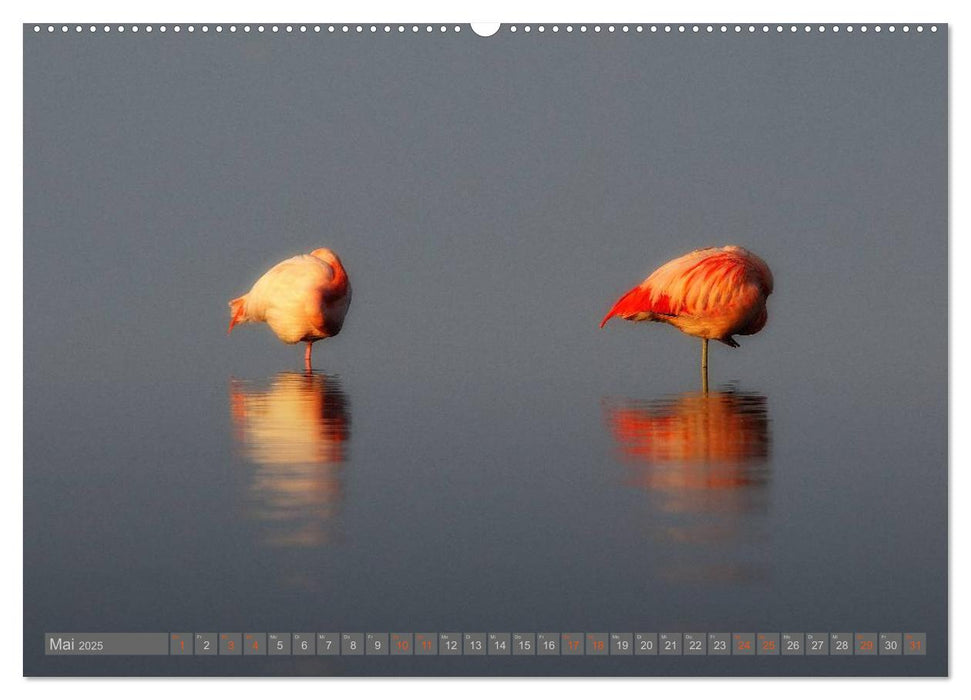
[23,21,947,677]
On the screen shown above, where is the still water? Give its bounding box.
[230,373,350,551]
[24,343,946,675]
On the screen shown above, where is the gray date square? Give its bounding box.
[415,632,437,655]
[439,633,461,656]
[513,633,535,655]
[635,633,658,655]
[390,633,412,655]
[488,633,511,655]
[561,632,584,655]
[855,633,877,656]
[341,633,364,655]
[586,633,608,656]
[315,633,339,656]
[806,633,829,655]
[170,633,191,656]
[268,633,290,656]
[683,632,706,656]
[293,633,316,655]
[708,633,731,656]
[830,632,853,655]
[464,632,486,655]
[659,632,682,655]
[366,633,389,655]
[537,632,560,655]
[610,633,633,655]
[781,633,805,656]
[757,633,779,655]
[244,633,266,655]
[880,633,902,655]
[732,633,755,655]
[194,633,217,656]
[219,633,242,656]
[904,633,926,655]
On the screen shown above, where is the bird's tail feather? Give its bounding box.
[601,285,653,328]
[228,296,247,334]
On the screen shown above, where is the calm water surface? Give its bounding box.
[24,347,946,675]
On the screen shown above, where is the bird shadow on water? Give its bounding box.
[229,372,351,557]
[601,386,772,585]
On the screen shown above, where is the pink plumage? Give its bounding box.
[228,248,351,369]
[600,246,773,348]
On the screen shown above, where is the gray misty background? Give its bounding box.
[24,25,946,676]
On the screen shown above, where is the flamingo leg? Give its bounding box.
[701,338,709,394]
[304,342,313,371]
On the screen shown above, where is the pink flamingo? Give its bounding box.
[600,246,773,390]
[228,248,351,370]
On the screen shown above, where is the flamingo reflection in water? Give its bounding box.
[230,372,350,548]
[603,389,771,582]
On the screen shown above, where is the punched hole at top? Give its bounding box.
[471,23,500,37]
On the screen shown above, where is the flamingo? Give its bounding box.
[228,248,351,370]
[600,246,773,391]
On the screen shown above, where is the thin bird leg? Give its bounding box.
[701,338,709,394]
[304,342,313,371]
